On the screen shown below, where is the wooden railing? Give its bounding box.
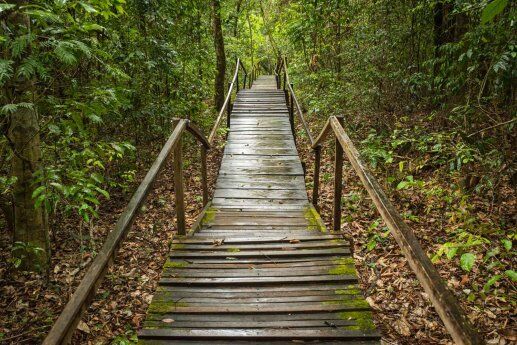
[43,58,248,345]
[276,58,483,345]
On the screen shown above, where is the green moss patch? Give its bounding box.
[148,299,189,314]
[328,257,357,276]
[337,311,376,331]
[323,297,370,309]
[163,261,189,269]
[304,205,327,232]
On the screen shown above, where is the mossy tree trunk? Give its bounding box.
[8,107,50,274]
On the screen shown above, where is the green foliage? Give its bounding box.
[9,242,45,270]
[460,252,476,272]
[0,0,223,253]
[481,0,509,24]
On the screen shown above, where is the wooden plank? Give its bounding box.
[168,242,348,252]
[139,340,380,345]
[161,265,354,278]
[205,216,310,226]
[143,319,357,329]
[213,189,307,200]
[170,249,350,259]
[223,149,298,155]
[218,168,303,176]
[145,301,366,314]
[154,286,360,297]
[138,328,379,339]
[211,198,309,207]
[151,287,361,299]
[174,235,343,244]
[155,283,359,293]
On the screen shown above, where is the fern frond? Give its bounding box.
[54,41,77,65]
[10,33,35,58]
[0,59,14,85]
[71,40,91,58]
[1,102,34,115]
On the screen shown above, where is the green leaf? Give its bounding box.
[80,2,98,13]
[0,4,16,12]
[31,185,46,198]
[483,274,502,292]
[396,181,408,190]
[501,239,512,251]
[481,0,508,24]
[460,253,475,272]
[505,270,517,282]
[0,59,14,85]
[82,23,105,31]
[446,246,458,260]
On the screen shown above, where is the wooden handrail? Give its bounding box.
[277,56,315,145]
[311,116,483,345]
[208,58,246,144]
[43,118,213,344]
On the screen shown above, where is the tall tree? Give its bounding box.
[212,0,227,110]
[4,0,50,273]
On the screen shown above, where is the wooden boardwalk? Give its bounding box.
[138,76,380,344]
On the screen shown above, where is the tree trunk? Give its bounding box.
[212,0,226,111]
[233,0,243,37]
[8,107,50,273]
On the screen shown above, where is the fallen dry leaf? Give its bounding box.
[77,320,90,334]
[212,239,224,246]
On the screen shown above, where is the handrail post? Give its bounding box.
[313,145,322,208]
[201,146,208,206]
[333,116,344,232]
[236,73,240,92]
[289,84,295,142]
[227,82,232,134]
[243,72,247,90]
[172,123,186,235]
[282,69,286,91]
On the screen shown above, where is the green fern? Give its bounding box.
[54,41,78,65]
[10,33,35,58]
[17,57,47,80]
[1,102,34,115]
[0,59,14,85]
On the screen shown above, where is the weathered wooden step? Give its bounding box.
[139,328,380,340]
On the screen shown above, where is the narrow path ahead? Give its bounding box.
[138,76,380,344]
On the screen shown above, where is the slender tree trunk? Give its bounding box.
[212,0,226,111]
[8,107,50,273]
[233,0,243,37]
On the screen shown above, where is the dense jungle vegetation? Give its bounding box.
[0,0,515,343]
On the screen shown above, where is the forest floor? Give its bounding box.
[0,135,224,344]
[295,115,516,345]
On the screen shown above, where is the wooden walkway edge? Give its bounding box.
[138,76,381,344]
